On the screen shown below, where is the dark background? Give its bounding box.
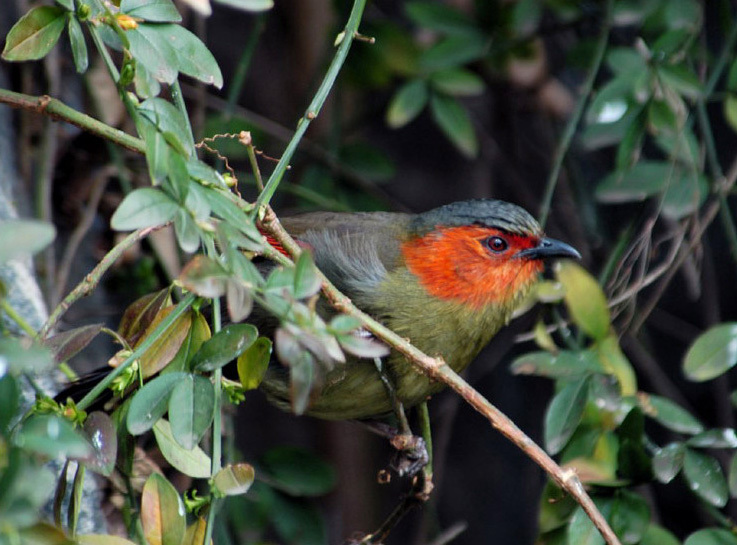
[3,0,737,543]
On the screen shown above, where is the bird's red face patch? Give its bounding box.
[401,225,544,309]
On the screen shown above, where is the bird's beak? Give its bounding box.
[516,237,581,261]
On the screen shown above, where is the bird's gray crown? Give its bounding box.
[410,199,542,236]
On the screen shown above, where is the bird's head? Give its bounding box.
[402,200,580,310]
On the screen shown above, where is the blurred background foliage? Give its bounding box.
[3,0,737,544]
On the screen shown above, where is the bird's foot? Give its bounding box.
[389,433,428,478]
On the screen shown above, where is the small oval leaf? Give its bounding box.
[168,374,215,450]
[141,473,186,545]
[213,463,255,496]
[127,372,187,435]
[111,188,179,231]
[683,448,728,507]
[683,323,737,382]
[544,376,591,455]
[152,419,211,478]
[237,337,272,390]
[191,324,257,372]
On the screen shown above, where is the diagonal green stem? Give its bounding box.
[538,0,613,227]
[75,293,195,411]
[254,0,368,211]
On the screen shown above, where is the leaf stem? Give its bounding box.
[253,0,368,211]
[0,299,37,337]
[538,0,613,227]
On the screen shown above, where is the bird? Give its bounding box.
[257,199,580,421]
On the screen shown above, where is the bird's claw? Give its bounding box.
[389,434,428,477]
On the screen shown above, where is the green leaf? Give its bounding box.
[56,0,74,9]
[585,77,635,126]
[683,448,728,507]
[167,149,190,203]
[510,350,602,378]
[430,68,485,96]
[430,93,478,157]
[544,376,591,454]
[688,429,737,449]
[16,415,91,458]
[0,375,19,433]
[596,160,708,219]
[606,48,647,77]
[684,323,737,381]
[138,97,194,156]
[191,323,258,372]
[658,64,703,100]
[153,419,211,478]
[293,251,322,299]
[328,315,362,334]
[81,412,118,476]
[121,0,182,22]
[226,280,253,322]
[178,255,230,298]
[213,0,274,11]
[173,209,201,254]
[261,446,337,497]
[610,491,650,545]
[141,473,186,545]
[2,6,66,61]
[213,463,255,496]
[126,372,187,435]
[137,24,223,88]
[111,187,179,230]
[77,535,140,545]
[511,0,542,35]
[168,374,214,450]
[723,95,737,134]
[336,333,389,359]
[567,504,605,545]
[640,523,680,545]
[615,109,646,170]
[556,261,610,341]
[0,337,53,374]
[643,394,704,434]
[237,337,272,390]
[127,25,178,85]
[419,33,489,71]
[653,442,685,483]
[137,305,193,378]
[386,79,428,129]
[0,219,56,264]
[67,14,88,73]
[730,452,737,498]
[684,528,737,545]
[405,1,477,35]
[166,310,210,373]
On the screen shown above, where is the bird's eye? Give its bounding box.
[484,236,508,253]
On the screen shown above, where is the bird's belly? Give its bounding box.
[261,357,443,420]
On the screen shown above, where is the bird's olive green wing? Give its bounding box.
[281,211,412,309]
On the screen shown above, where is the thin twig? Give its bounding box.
[39,224,168,339]
[254,0,369,210]
[538,0,613,226]
[0,89,144,154]
[53,166,113,307]
[259,210,622,545]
